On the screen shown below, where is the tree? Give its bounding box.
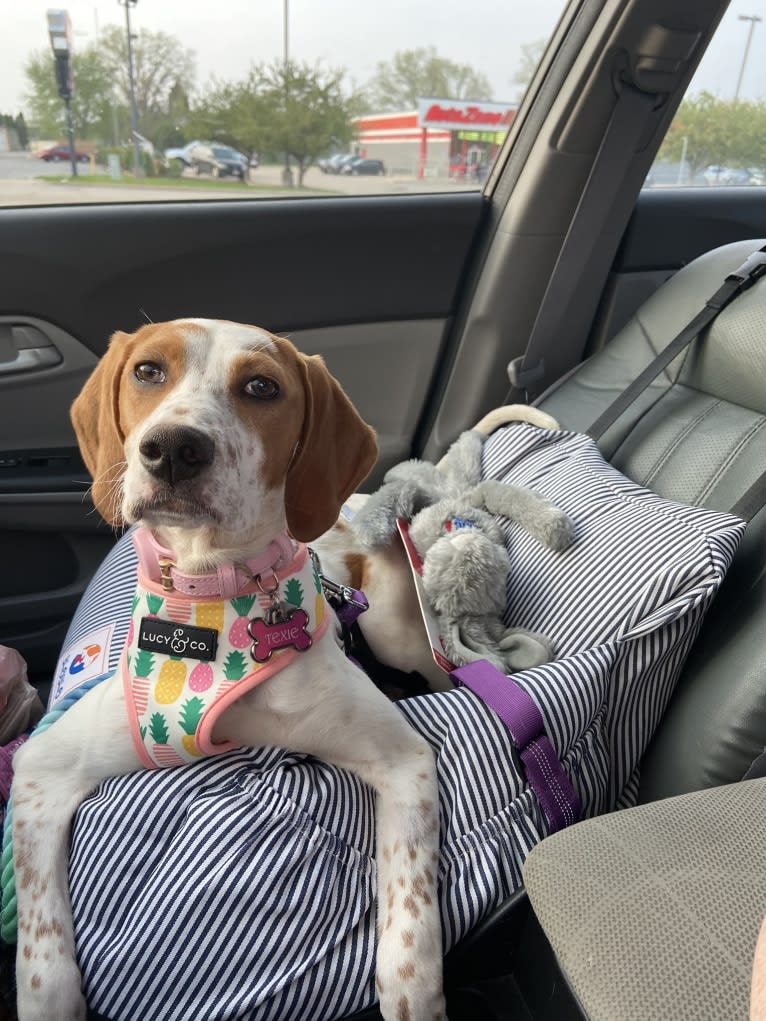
[512,39,547,96]
[188,77,263,171]
[365,47,493,111]
[98,25,196,126]
[191,61,361,186]
[24,28,196,148]
[256,61,363,184]
[15,113,29,149]
[24,47,115,140]
[658,92,766,179]
[0,113,28,150]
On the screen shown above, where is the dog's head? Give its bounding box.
[71,319,377,544]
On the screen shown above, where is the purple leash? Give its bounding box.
[451,659,581,833]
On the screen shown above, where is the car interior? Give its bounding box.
[2,0,766,1018]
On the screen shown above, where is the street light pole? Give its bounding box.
[281,0,293,187]
[117,0,142,177]
[46,9,78,178]
[735,14,762,101]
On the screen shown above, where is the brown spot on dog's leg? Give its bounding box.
[403,896,420,919]
[398,962,416,980]
[397,995,411,1021]
[30,975,41,990]
[402,929,415,947]
[22,945,31,960]
[413,873,433,905]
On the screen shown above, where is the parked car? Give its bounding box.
[133,132,155,158]
[703,165,761,186]
[37,144,90,164]
[163,140,201,168]
[326,153,356,173]
[341,157,386,176]
[189,143,247,180]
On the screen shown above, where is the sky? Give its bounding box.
[2,0,766,116]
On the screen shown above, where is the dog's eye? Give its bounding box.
[244,376,280,400]
[135,362,166,384]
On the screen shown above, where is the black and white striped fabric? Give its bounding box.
[54,423,744,1021]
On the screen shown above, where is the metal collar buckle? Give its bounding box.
[157,557,175,592]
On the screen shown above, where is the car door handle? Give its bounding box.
[0,324,62,375]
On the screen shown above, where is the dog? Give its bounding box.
[11,320,446,1021]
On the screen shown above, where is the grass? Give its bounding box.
[35,173,287,192]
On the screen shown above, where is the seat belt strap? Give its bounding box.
[587,245,766,442]
[730,468,766,523]
[507,85,659,399]
[451,659,581,833]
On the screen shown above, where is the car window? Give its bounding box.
[646,6,766,189]
[1,0,569,206]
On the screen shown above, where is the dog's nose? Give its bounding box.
[139,426,215,484]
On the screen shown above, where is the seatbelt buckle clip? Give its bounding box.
[726,249,766,292]
[507,356,546,392]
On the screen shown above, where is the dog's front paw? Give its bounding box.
[377,976,447,1021]
[17,955,86,1021]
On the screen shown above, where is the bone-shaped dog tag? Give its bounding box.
[248,608,312,663]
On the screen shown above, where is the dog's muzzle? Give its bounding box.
[139,426,215,485]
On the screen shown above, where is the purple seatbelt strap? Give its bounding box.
[451,659,581,833]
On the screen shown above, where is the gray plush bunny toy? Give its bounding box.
[350,427,575,675]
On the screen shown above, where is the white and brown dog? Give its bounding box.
[11,318,557,1021]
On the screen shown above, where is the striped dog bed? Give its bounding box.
[32,423,745,1020]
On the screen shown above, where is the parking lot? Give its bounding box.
[0,151,478,205]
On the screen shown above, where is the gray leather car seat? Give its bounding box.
[540,237,766,800]
[521,239,766,1019]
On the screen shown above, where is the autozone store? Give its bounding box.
[353,98,516,178]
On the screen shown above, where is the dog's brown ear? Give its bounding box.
[71,330,135,525]
[285,353,377,542]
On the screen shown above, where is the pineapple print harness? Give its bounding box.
[123,528,331,768]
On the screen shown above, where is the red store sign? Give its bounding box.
[417,98,516,132]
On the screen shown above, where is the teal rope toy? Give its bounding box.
[1,672,115,944]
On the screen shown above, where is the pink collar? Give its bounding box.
[131,527,297,600]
